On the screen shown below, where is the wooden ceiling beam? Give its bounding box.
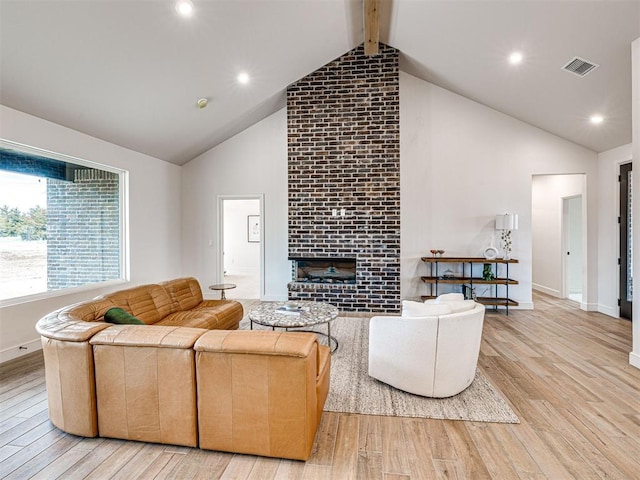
[364,0,379,56]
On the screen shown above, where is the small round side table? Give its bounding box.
[208,283,236,300]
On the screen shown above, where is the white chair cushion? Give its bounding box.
[425,294,476,313]
[402,300,452,317]
[434,293,465,303]
[443,300,477,313]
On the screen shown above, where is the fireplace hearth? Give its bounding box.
[290,257,356,285]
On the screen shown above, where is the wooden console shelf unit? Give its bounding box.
[420,256,519,314]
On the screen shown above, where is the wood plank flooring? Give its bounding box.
[1,292,639,479]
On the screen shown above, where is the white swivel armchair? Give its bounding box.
[368,297,485,398]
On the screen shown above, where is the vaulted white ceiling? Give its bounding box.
[1,1,639,166]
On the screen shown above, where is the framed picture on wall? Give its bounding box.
[248,215,260,243]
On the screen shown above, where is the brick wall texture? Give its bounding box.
[47,169,120,290]
[1,149,69,181]
[287,44,400,313]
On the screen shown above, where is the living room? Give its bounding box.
[1,0,640,478]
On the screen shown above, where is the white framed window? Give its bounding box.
[0,140,129,305]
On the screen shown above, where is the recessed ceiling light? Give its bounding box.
[176,0,194,17]
[509,52,523,65]
[237,72,250,85]
[590,114,604,125]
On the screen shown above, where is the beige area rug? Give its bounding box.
[321,317,519,423]
[240,315,519,423]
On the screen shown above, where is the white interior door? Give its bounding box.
[563,195,583,302]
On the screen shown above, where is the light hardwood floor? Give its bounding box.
[1,292,639,479]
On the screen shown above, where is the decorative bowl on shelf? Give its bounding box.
[442,269,456,278]
[483,247,498,260]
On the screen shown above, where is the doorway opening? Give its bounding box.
[218,196,263,300]
[532,174,586,307]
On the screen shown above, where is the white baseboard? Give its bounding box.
[581,302,599,312]
[630,351,640,370]
[0,338,42,364]
[514,301,534,310]
[532,283,561,298]
[597,304,619,318]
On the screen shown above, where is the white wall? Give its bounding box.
[0,106,183,363]
[400,72,599,309]
[223,199,260,275]
[181,108,288,301]
[531,174,584,298]
[598,143,633,318]
[181,73,602,310]
[631,37,640,369]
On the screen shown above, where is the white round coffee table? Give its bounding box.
[248,301,339,353]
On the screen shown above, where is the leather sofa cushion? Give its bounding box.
[104,285,173,324]
[90,327,202,447]
[194,329,318,356]
[316,344,331,422]
[66,298,120,323]
[90,325,206,349]
[156,310,225,330]
[160,277,204,312]
[193,300,243,330]
[194,330,320,460]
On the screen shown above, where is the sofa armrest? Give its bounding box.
[37,307,112,439]
[433,304,485,397]
[36,308,112,343]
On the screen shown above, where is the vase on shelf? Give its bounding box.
[482,264,495,281]
[500,230,512,260]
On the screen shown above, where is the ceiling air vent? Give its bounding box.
[562,56,599,77]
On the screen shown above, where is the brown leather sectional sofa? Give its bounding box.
[36,277,331,461]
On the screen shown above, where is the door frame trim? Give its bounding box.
[217,194,265,300]
[619,162,632,320]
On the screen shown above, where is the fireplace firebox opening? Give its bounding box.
[290,257,356,285]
